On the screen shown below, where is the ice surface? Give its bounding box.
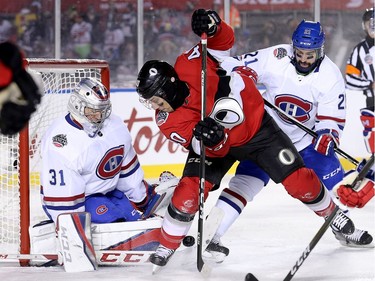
[1,176,374,281]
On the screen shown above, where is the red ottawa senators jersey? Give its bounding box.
[154,21,264,158]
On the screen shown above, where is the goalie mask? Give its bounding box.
[68,78,111,137]
[136,60,189,111]
[291,20,325,75]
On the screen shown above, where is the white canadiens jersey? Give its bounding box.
[40,113,145,222]
[218,44,346,151]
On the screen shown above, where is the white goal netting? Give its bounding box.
[0,59,109,254]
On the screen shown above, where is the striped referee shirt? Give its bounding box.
[345,35,374,98]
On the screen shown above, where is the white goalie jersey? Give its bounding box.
[215,44,346,151]
[40,113,146,222]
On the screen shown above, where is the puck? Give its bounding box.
[182,235,195,247]
[245,273,259,281]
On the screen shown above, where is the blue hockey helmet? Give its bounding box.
[292,20,325,52]
[291,20,325,74]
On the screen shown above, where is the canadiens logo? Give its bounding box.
[273,48,287,59]
[97,145,125,179]
[52,134,67,147]
[274,94,312,123]
[156,111,169,126]
[364,54,373,65]
[96,204,108,215]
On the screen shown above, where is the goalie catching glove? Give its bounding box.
[191,9,221,37]
[0,42,42,135]
[333,159,375,208]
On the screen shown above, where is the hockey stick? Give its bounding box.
[197,32,208,273]
[0,250,155,266]
[263,98,359,165]
[281,154,374,281]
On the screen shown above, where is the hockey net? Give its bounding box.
[0,59,110,255]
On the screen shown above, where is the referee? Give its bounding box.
[346,8,374,108]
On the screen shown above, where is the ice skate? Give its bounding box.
[203,238,229,264]
[333,228,374,248]
[329,210,355,235]
[150,245,175,268]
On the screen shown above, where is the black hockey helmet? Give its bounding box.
[136,60,189,110]
[363,7,374,22]
[362,8,374,34]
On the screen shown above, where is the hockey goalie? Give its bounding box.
[30,77,179,272]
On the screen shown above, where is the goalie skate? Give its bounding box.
[333,228,374,248]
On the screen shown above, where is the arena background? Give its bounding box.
[0,0,373,178]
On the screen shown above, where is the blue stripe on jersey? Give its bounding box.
[44,201,85,211]
[119,162,140,178]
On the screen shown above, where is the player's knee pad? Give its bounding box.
[228,174,265,202]
[282,167,322,202]
[171,176,214,215]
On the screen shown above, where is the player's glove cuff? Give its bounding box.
[312,129,339,156]
[191,9,221,37]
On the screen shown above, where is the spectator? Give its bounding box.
[103,21,125,66]
[0,17,14,43]
[70,13,92,59]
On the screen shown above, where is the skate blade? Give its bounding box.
[339,240,375,248]
[152,264,163,275]
[202,251,226,264]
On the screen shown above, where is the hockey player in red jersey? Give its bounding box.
[136,9,356,267]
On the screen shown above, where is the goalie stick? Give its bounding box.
[0,250,154,266]
[197,32,208,273]
[263,98,359,166]
[245,154,374,281]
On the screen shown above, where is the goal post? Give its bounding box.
[0,59,110,258]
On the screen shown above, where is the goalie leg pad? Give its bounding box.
[57,212,97,272]
[29,220,58,255]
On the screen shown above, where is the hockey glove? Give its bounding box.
[191,9,221,37]
[193,117,226,148]
[0,42,41,135]
[232,66,258,84]
[360,107,374,154]
[312,129,339,156]
[333,169,374,208]
[356,158,375,181]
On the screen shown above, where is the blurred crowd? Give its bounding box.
[0,1,364,87]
